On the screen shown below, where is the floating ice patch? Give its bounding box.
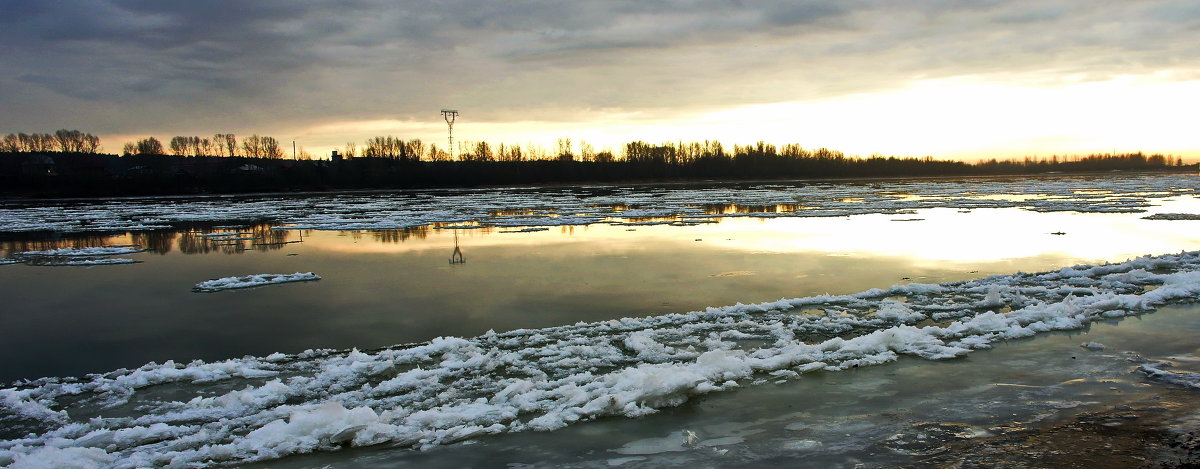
[34,258,140,267]
[1080,341,1106,351]
[196,231,252,238]
[192,272,321,292]
[1137,362,1200,390]
[4,251,1200,467]
[14,246,145,258]
[1143,213,1200,220]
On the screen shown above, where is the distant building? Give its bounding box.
[331,150,343,162]
[21,155,56,176]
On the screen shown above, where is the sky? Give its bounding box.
[1,0,1198,161]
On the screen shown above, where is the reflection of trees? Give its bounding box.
[626,216,678,223]
[372,226,430,244]
[250,224,293,251]
[701,204,800,215]
[178,223,296,254]
[177,231,216,254]
[489,209,537,217]
[131,231,176,255]
[1,234,123,256]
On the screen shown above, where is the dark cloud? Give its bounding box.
[0,0,1197,139]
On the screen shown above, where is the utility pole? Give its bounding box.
[292,140,297,160]
[441,109,459,157]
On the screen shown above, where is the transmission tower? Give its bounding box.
[441,109,459,156]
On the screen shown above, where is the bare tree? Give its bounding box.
[404,139,424,162]
[1,134,19,152]
[525,142,547,161]
[556,137,574,161]
[342,142,357,158]
[197,137,217,156]
[242,134,264,157]
[579,140,595,162]
[16,133,58,152]
[169,136,190,156]
[215,133,237,157]
[427,143,449,161]
[468,141,493,161]
[81,133,100,153]
[135,136,164,154]
[54,129,86,152]
[261,136,284,159]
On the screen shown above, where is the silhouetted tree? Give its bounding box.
[240,134,283,158]
[169,136,189,156]
[133,137,164,155]
[215,133,237,157]
[53,129,100,153]
[556,137,574,161]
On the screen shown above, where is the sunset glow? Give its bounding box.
[3,1,1198,161]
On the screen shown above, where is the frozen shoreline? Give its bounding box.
[4,250,1200,467]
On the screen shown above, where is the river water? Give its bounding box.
[1,174,1199,467]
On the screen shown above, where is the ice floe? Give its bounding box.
[33,258,139,267]
[192,272,322,292]
[3,246,145,267]
[13,246,145,258]
[0,174,1195,233]
[1137,361,1200,390]
[1143,213,1200,220]
[4,250,1200,467]
[1080,341,1106,351]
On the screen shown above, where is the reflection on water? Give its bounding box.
[1,202,1199,382]
[701,203,805,215]
[0,223,302,258]
[371,226,430,244]
[0,235,122,256]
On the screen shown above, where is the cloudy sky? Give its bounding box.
[2,0,1198,160]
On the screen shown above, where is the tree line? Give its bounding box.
[124,134,292,159]
[1,130,101,154]
[2,128,1195,197]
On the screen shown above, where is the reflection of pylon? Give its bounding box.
[441,109,459,155]
[449,230,465,264]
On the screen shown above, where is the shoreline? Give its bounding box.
[909,384,1200,468]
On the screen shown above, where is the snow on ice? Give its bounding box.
[3,247,145,267]
[0,174,1196,233]
[5,250,1200,467]
[12,247,145,258]
[192,273,322,292]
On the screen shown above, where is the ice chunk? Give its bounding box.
[241,401,390,455]
[6,446,114,469]
[14,246,145,257]
[193,272,321,292]
[1143,213,1200,220]
[1080,341,1106,351]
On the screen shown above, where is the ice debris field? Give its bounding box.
[4,250,1200,467]
[0,174,1197,233]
